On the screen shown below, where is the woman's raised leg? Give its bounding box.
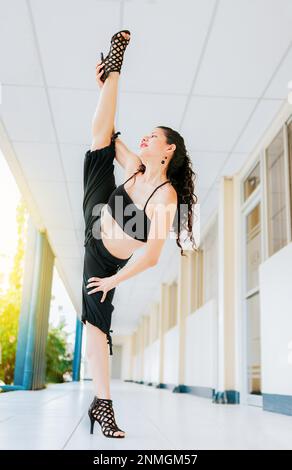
[91,31,130,151]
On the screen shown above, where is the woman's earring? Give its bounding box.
[161,156,168,164]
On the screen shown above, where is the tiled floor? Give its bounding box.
[0,380,291,450]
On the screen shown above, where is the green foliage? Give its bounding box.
[0,196,73,386]
[45,319,73,383]
[0,199,28,384]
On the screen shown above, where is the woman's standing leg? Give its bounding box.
[86,322,111,398]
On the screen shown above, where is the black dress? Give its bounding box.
[81,132,132,356]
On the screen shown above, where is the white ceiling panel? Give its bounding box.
[58,257,83,279]
[49,88,98,144]
[194,0,292,97]
[44,209,79,234]
[117,92,187,152]
[67,181,83,224]
[49,228,80,246]
[190,150,228,188]
[30,0,121,89]
[181,96,257,152]
[221,152,249,177]
[0,0,43,86]
[27,179,76,230]
[264,47,292,99]
[60,143,85,182]
[53,242,80,259]
[13,142,64,181]
[233,99,284,153]
[197,187,209,203]
[71,209,85,233]
[122,0,217,94]
[76,228,86,247]
[1,85,56,142]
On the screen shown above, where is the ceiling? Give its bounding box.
[0,0,291,334]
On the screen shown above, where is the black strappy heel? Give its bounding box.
[88,396,125,438]
[100,29,131,83]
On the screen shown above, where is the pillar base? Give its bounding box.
[212,389,240,404]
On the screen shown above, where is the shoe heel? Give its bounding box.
[89,413,95,434]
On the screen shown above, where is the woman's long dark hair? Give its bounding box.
[134,125,198,256]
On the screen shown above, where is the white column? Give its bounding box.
[158,283,168,384]
[217,176,236,398]
[177,251,192,386]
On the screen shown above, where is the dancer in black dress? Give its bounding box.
[83,29,197,439]
[82,131,133,356]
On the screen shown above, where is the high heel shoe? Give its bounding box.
[100,29,131,83]
[88,396,126,438]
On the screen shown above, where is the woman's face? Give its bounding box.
[139,127,167,158]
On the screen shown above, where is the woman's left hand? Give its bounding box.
[86,274,118,302]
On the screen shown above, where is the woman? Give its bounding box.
[82,30,197,438]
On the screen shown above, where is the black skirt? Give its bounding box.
[81,132,132,356]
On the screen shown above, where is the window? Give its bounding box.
[266,129,288,256]
[243,161,260,202]
[246,204,261,292]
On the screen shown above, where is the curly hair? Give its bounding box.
[133,125,198,256]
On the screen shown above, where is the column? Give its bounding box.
[174,250,192,391]
[18,228,54,390]
[72,318,83,381]
[138,320,144,383]
[14,216,38,387]
[158,283,168,385]
[215,176,238,403]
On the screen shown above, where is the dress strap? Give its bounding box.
[123,170,141,186]
[143,180,171,210]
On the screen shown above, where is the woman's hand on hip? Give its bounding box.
[86,274,118,302]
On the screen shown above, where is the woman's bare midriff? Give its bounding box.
[100,205,145,259]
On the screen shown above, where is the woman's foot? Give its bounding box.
[120,31,130,42]
[88,397,126,438]
[100,30,131,83]
[107,32,130,79]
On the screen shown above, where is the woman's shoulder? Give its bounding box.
[163,180,177,199]
[153,180,177,205]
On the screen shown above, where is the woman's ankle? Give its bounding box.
[107,71,120,80]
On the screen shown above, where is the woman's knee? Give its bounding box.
[86,322,107,357]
